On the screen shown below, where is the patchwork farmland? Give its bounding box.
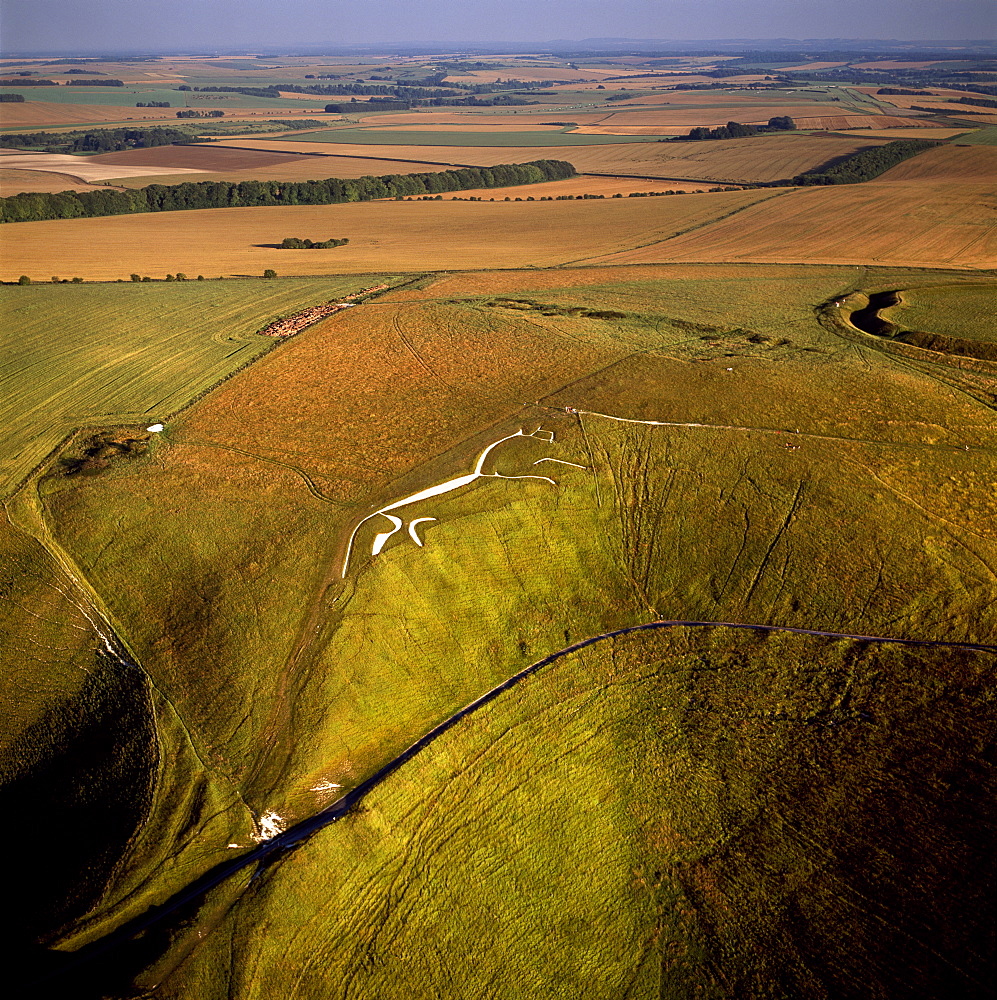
[2,40,995,1000]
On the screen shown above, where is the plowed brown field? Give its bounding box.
[0,168,120,196]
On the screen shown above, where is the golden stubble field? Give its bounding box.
[875,143,997,181]
[590,180,996,269]
[4,164,994,280]
[0,101,190,128]
[0,189,783,280]
[207,132,891,183]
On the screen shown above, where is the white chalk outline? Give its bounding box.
[408,517,437,546]
[341,428,556,578]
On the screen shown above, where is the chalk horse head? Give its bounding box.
[340,426,583,578]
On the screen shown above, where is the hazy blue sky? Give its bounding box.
[2,0,993,53]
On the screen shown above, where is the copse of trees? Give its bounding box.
[790,139,938,185]
[325,100,411,112]
[682,117,796,140]
[0,94,25,102]
[0,127,197,153]
[0,78,58,86]
[278,237,350,249]
[136,101,171,108]
[66,78,124,86]
[0,160,576,223]
[176,109,225,118]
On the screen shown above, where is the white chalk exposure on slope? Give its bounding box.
[341,428,557,577]
[371,515,403,555]
[534,457,587,470]
[252,810,286,843]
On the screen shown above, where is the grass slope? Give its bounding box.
[19,264,994,997]
[160,630,994,1000]
[886,284,997,342]
[0,276,394,497]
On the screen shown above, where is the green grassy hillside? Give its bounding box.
[0,275,395,497]
[5,264,994,997]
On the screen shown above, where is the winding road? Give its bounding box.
[45,617,995,987]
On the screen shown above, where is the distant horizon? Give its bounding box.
[1,0,993,56]
[1,37,995,59]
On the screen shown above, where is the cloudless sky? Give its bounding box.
[1,0,993,53]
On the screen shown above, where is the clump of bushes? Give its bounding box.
[278,237,349,249]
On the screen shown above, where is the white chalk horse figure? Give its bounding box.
[341,427,584,577]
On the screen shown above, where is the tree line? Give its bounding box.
[680,117,796,140]
[0,127,197,153]
[0,160,577,224]
[788,139,938,185]
[952,96,997,109]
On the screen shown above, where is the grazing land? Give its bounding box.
[0,276,394,496]
[885,284,997,341]
[3,42,995,1000]
[17,262,995,1000]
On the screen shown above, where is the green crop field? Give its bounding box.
[8,262,993,997]
[0,87,186,106]
[3,41,996,1000]
[953,125,997,145]
[0,276,395,498]
[0,86,334,112]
